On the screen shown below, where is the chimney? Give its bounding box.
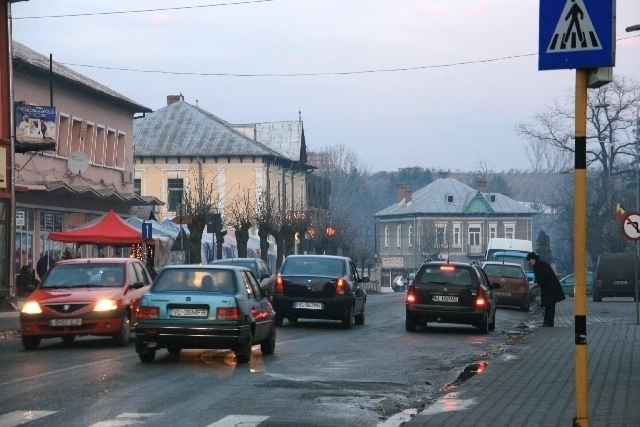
[478,180,487,193]
[405,190,412,203]
[396,184,407,203]
[167,94,184,106]
[439,171,449,179]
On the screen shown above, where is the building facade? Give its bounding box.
[374,177,538,283]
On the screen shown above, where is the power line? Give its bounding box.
[12,0,277,20]
[19,34,640,78]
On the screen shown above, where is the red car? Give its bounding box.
[480,261,531,312]
[20,257,152,350]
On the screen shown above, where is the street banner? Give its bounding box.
[15,104,57,144]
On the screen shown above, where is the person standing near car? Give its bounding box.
[526,252,565,327]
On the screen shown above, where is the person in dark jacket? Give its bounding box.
[36,252,55,281]
[527,252,566,327]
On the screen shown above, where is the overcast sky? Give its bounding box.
[10,0,640,173]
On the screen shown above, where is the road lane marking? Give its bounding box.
[88,412,162,427]
[0,411,57,427]
[206,415,269,427]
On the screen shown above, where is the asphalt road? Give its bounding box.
[0,292,538,427]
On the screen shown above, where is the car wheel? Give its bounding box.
[235,330,253,363]
[274,314,283,327]
[477,313,489,334]
[342,305,354,329]
[167,345,182,355]
[138,348,156,363]
[287,316,298,323]
[22,336,40,351]
[354,305,365,325]
[520,299,530,312]
[489,311,496,331]
[405,316,417,332]
[260,326,276,355]
[113,314,131,347]
[61,335,76,345]
[593,291,602,302]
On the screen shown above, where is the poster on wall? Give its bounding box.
[14,104,57,152]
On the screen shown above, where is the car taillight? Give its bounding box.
[335,279,346,295]
[137,306,159,319]
[275,276,284,293]
[217,307,241,321]
[406,284,416,304]
[476,288,487,307]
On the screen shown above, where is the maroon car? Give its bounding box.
[481,261,531,312]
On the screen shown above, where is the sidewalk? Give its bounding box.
[403,298,640,427]
[0,297,20,339]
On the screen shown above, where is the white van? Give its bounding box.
[485,238,533,261]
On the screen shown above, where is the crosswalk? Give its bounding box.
[0,411,270,427]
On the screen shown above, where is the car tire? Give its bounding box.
[354,305,365,325]
[593,291,602,302]
[489,311,496,331]
[477,313,489,334]
[167,345,182,355]
[342,305,354,329]
[260,326,276,355]
[138,348,156,363]
[274,314,283,327]
[113,314,131,347]
[405,316,417,332]
[61,335,76,345]
[22,336,40,351]
[235,330,253,363]
[287,316,298,323]
[520,300,530,312]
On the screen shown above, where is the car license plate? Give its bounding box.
[432,296,458,303]
[49,318,82,326]
[169,308,208,317]
[494,291,512,297]
[293,302,323,309]
[613,281,628,285]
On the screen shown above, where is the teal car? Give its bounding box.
[559,272,594,297]
[135,264,276,363]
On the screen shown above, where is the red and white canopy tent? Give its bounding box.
[48,209,156,245]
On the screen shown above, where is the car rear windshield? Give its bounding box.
[153,269,237,293]
[416,265,475,287]
[211,260,257,276]
[281,257,345,276]
[483,264,525,279]
[43,264,125,288]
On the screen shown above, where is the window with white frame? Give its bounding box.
[504,222,515,239]
[468,226,481,246]
[408,225,413,247]
[435,222,447,245]
[397,225,402,248]
[167,178,184,212]
[384,226,389,248]
[452,223,461,246]
[489,223,497,239]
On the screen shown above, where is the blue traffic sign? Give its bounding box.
[142,221,153,241]
[539,0,615,70]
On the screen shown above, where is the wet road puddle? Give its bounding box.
[439,361,488,394]
[419,392,477,415]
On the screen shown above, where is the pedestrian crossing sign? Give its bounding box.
[539,0,615,71]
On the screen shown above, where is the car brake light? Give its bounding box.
[406,284,416,304]
[137,306,159,319]
[275,276,284,293]
[476,288,486,307]
[440,265,455,271]
[335,279,346,295]
[217,307,241,321]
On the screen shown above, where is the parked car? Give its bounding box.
[480,261,531,312]
[20,257,153,350]
[209,257,275,298]
[559,272,594,297]
[135,264,276,363]
[272,255,368,329]
[405,261,499,334]
[392,275,407,292]
[593,253,639,302]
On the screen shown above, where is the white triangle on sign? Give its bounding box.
[546,0,602,53]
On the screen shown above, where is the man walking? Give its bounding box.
[526,252,565,327]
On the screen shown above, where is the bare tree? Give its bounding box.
[225,186,255,258]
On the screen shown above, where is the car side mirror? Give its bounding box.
[131,282,145,290]
[260,273,270,281]
[360,276,370,283]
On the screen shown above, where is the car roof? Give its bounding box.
[210,258,258,263]
[55,257,133,265]
[481,261,523,268]
[284,255,350,262]
[161,264,250,272]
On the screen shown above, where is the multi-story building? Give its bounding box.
[374,176,538,283]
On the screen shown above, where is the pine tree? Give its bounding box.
[536,230,553,262]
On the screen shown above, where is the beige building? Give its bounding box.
[133,96,314,232]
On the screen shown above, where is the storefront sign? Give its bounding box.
[15,104,57,144]
[381,257,404,268]
[16,211,24,227]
